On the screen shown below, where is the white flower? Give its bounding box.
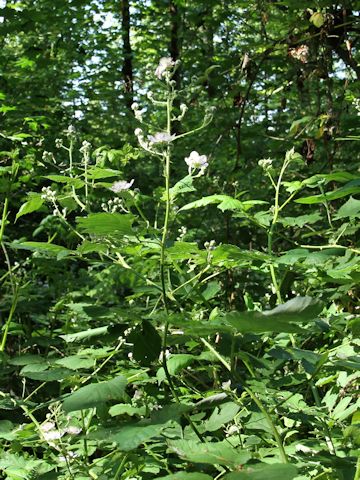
[155,57,175,79]
[131,102,139,111]
[43,430,64,441]
[65,426,82,435]
[185,151,208,174]
[59,451,78,462]
[41,422,55,433]
[111,179,134,193]
[148,132,176,145]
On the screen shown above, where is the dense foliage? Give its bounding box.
[0,1,359,479]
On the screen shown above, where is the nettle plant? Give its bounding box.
[1,59,359,480]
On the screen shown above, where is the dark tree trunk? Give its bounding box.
[121,0,133,110]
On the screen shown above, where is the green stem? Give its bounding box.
[310,381,336,455]
[158,81,203,443]
[0,285,19,352]
[69,139,86,210]
[201,337,289,463]
[114,454,128,480]
[0,197,9,243]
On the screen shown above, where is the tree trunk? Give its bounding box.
[121,0,133,110]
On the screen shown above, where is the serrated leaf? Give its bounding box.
[168,439,250,467]
[168,175,196,200]
[179,195,244,212]
[86,167,122,179]
[10,241,72,257]
[203,402,240,432]
[15,194,44,220]
[63,376,127,412]
[93,403,188,450]
[224,463,298,480]
[77,213,134,236]
[279,212,322,227]
[334,197,360,219]
[45,175,85,188]
[296,186,360,204]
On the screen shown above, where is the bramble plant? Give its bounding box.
[0,58,359,480]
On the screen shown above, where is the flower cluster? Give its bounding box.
[131,102,143,122]
[258,158,273,172]
[40,421,81,443]
[155,57,175,79]
[80,140,91,155]
[185,151,208,175]
[55,138,63,149]
[176,226,187,241]
[41,186,56,203]
[101,197,125,213]
[66,124,76,140]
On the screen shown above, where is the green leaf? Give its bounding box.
[55,355,95,370]
[0,420,15,441]
[93,403,188,451]
[20,366,74,381]
[10,241,72,258]
[179,194,244,212]
[295,186,360,204]
[157,354,195,381]
[77,213,134,236]
[279,212,322,227]
[169,175,196,200]
[45,175,85,188]
[224,463,298,479]
[109,404,146,417]
[63,376,127,412]
[203,402,240,432]
[159,474,213,480]
[334,197,360,219]
[8,354,45,366]
[224,296,323,334]
[15,193,44,220]
[168,439,250,467]
[86,167,122,179]
[310,12,325,28]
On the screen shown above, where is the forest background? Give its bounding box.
[0,1,359,479]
